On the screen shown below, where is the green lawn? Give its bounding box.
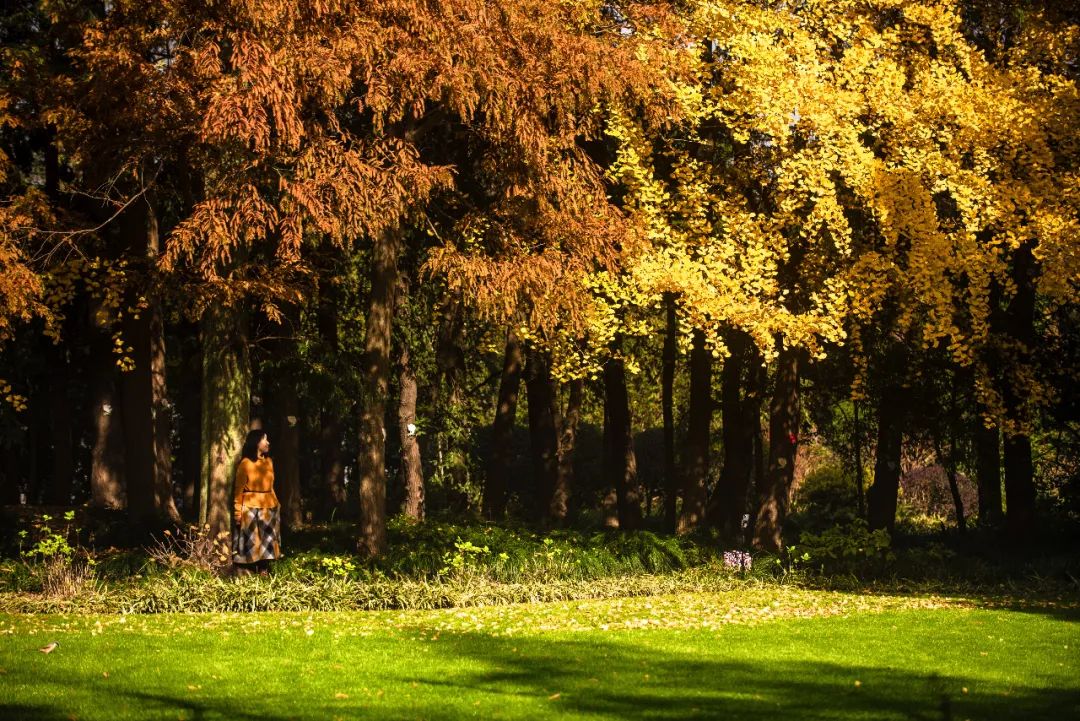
[1,588,1077,720]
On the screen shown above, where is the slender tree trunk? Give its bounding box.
[398,347,424,521]
[853,400,865,518]
[44,342,74,505]
[867,382,905,534]
[319,413,346,517]
[121,309,157,528]
[941,442,966,534]
[601,401,620,528]
[603,347,642,530]
[27,397,44,505]
[484,326,523,520]
[149,303,179,524]
[1002,242,1037,540]
[121,197,179,529]
[742,356,767,545]
[199,303,250,542]
[274,378,303,530]
[264,306,303,531]
[39,125,74,506]
[525,348,560,524]
[937,384,966,533]
[316,289,346,519]
[180,339,202,521]
[974,414,1002,525]
[710,333,742,533]
[661,294,678,531]
[435,298,468,495]
[89,300,126,511]
[554,378,583,526]
[1003,435,1034,535]
[710,332,759,541]
[148,204,176,523]
[678,329,711,534]
[752,346,800,552]
[358,228,399,557]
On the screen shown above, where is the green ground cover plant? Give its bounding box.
[2,517,1077,615]
[0,587,1076,720]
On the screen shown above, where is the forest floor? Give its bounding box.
[0,586,1077,720]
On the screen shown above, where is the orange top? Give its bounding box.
[233,457,279,522]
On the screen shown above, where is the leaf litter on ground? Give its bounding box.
[2,585,1074,642]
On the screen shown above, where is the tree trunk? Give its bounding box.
[264,306,303,531]
[525,348,560,524]
[199,303,250,543]
[179,339,202,521]
[149,304,179,524]
[974,414,1002,525]
[710,333,762,542]
[88,300,126,511]
[121,309,157,528]
[748,386,766,546]
[358,228,399,557]
[316,288,346,519]
[1003,435,1034,537]
[661,294,678,532]
[398,347,424,521]
[44,342,74,505]
[936,387,966,534]
[435,298,468,496]
[274,377,303,530]
[943,446,966,534]
[853,400,865,518]
[121,197,178,529]
[678,329,711,534]
[484,326,523,520]
[1002,242,1037,540]
[600,400,620,528]
[752,346,800,552]
[867,382,905,534]
[553,378,583,526]
[603,347,642,530]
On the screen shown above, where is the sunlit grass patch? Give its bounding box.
[1,588,1077,720]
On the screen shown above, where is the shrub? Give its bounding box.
[144,524,230,572]
[19,511,100,599]
[792,519,893,577]
[789,464,861,536]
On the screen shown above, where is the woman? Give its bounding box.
[232,429,282,575]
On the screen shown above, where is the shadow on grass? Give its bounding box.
[2,630,1077,721]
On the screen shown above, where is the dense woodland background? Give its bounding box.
[0,0,1077,561]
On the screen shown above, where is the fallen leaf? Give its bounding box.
[549,693,562,700]
[334,693,349,699]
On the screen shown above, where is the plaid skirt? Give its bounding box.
[232,506,282,564]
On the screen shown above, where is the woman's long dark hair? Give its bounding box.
[241,430,268,462]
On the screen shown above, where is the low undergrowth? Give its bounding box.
[1,513,1078,615]
[0,566,751,614]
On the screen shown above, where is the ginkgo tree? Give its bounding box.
[589,0,1078,546]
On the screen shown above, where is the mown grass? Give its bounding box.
[1,587,1077,720]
